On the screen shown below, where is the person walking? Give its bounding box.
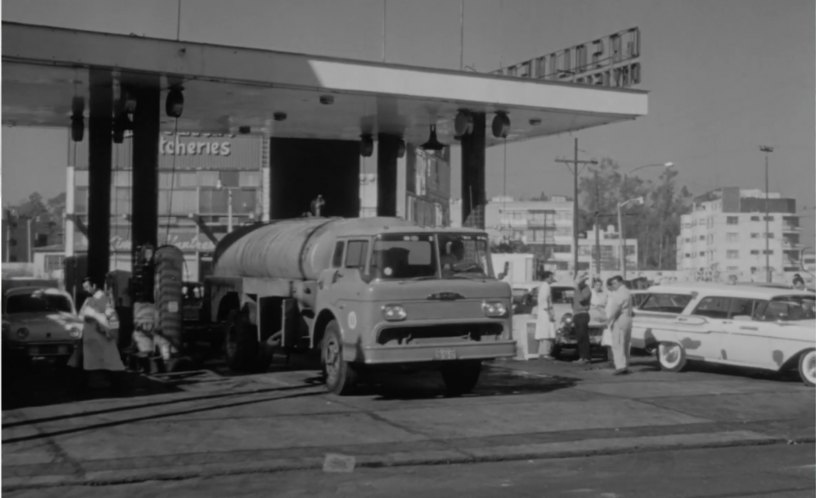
[604,275,633,375]
[69,276,127,395]
[535,271,557,359]
[572,273,593,365]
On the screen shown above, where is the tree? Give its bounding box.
[577,159,692,271]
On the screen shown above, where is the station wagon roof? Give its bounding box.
[649,282,815,299]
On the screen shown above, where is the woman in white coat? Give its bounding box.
[535,271,557,359]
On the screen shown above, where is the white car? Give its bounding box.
[631,283,815,385]
[2,286,83,363]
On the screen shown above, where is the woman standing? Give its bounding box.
[71,276,127,395]
[534,271,556,359]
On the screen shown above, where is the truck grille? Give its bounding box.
[377,323,504,345]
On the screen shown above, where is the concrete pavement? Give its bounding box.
[2,355,814,491]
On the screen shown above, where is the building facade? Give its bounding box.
[454,196,638,274]
[676,187,802,283]
[69,132,267,282]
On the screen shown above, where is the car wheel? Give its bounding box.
[440,360,482,396]
[321,320,357,395]
[797,349,816,387]
[657,342,687,372]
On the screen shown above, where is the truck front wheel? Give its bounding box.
[224,309,259,372]
[441,360,482,396]
[321,320,357,395]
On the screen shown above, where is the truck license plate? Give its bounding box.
[434,348,456,360]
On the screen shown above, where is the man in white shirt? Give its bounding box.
[535,271,557,359]
[604,275,633,374]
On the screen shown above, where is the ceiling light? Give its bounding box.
[319,95,334,105]
[420,125,444,151]
[360,134,374,157]
[454,110,474,136]
[492,112,510,138]
[165,86,184,118]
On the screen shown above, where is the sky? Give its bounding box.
[2,0,814,242]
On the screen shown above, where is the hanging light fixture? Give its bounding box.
[420,125,444,151]
[492,111,510,138]
[70,96,84,142]
[165,85,184,118]
[396,139,406,158]
[360,134,374,157]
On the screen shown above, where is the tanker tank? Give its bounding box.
[212,217,417,281]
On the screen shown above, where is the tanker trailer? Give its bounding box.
[205,217,515,395]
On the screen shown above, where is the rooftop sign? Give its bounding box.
[494,27,641,89]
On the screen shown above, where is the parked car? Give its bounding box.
[630,283,815,385]
[2,285,83,364]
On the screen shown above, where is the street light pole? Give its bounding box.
[617,196,644,280]
[760,145,774,283]
[227,188,233,233]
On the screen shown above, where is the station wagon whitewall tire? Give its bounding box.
[322,320,358,395]
[798,350,816,387]
[657,342,687,372]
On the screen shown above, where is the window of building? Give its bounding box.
[750,216,760,221]
[764,216,774,221]
[750,233,760,239]
[699,235,705,240]
[74,187,89,214]
[766,233,774,239]
[727,250,739,259]
[726,216,739,225]
[750,250,760,255]
[44,254,64,273]
[552,244,571,253]
[699,252,705,256]
[726,233,738,242]
[763,250,773,255]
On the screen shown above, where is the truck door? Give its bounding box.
[317,239,368,322]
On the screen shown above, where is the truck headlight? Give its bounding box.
[482,301,508,318]
[16,327,29,339]
[382,304,407,321]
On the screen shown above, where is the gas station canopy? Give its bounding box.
[2,22,647,146]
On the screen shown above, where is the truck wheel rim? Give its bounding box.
[659,343,681,369]
[325,337,340,382]
[802,351,816,385]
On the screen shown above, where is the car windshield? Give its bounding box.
[438,234,492,278]
[5,292,73,314]
[754,295,816,321]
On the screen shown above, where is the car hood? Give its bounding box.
[4,311,83,330]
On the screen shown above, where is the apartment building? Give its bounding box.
[676,187,802,282]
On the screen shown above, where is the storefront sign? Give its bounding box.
[160,135,232,156]
[77,234,216,253]
[495,27,641,89]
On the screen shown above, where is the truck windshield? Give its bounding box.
[438,233,492,278]
[371,234,437,279]
[370,233,493,280]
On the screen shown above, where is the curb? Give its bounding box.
[2,430,798,491]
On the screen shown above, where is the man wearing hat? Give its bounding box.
[572,272,593,364]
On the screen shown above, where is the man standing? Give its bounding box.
[535,271,556,359]
[572,273,593,364]
[604,275,633,375]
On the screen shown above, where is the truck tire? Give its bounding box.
[321,320,357,395]
[224,309,259,372]
[798,349,816,387]
[441,360,482,396]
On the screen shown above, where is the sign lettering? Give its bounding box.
[493,27,642,89]
[160,136,232,156]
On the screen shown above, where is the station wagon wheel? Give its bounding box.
[798,350,816,387]
[321,320,357,395]
[657,342,687,372]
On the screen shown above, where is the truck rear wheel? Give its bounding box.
[321,320,357,395]
[441,360,482,396]
[224,309,259,372]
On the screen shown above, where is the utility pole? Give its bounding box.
[594,169,601,274]
[555,138,597,276]
[760,145,774,283]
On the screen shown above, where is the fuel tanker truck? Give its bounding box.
[204,216,515,395]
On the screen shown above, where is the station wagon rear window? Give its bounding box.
[639,293,693,313]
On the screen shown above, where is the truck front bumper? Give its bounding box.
[361,340,517,364]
